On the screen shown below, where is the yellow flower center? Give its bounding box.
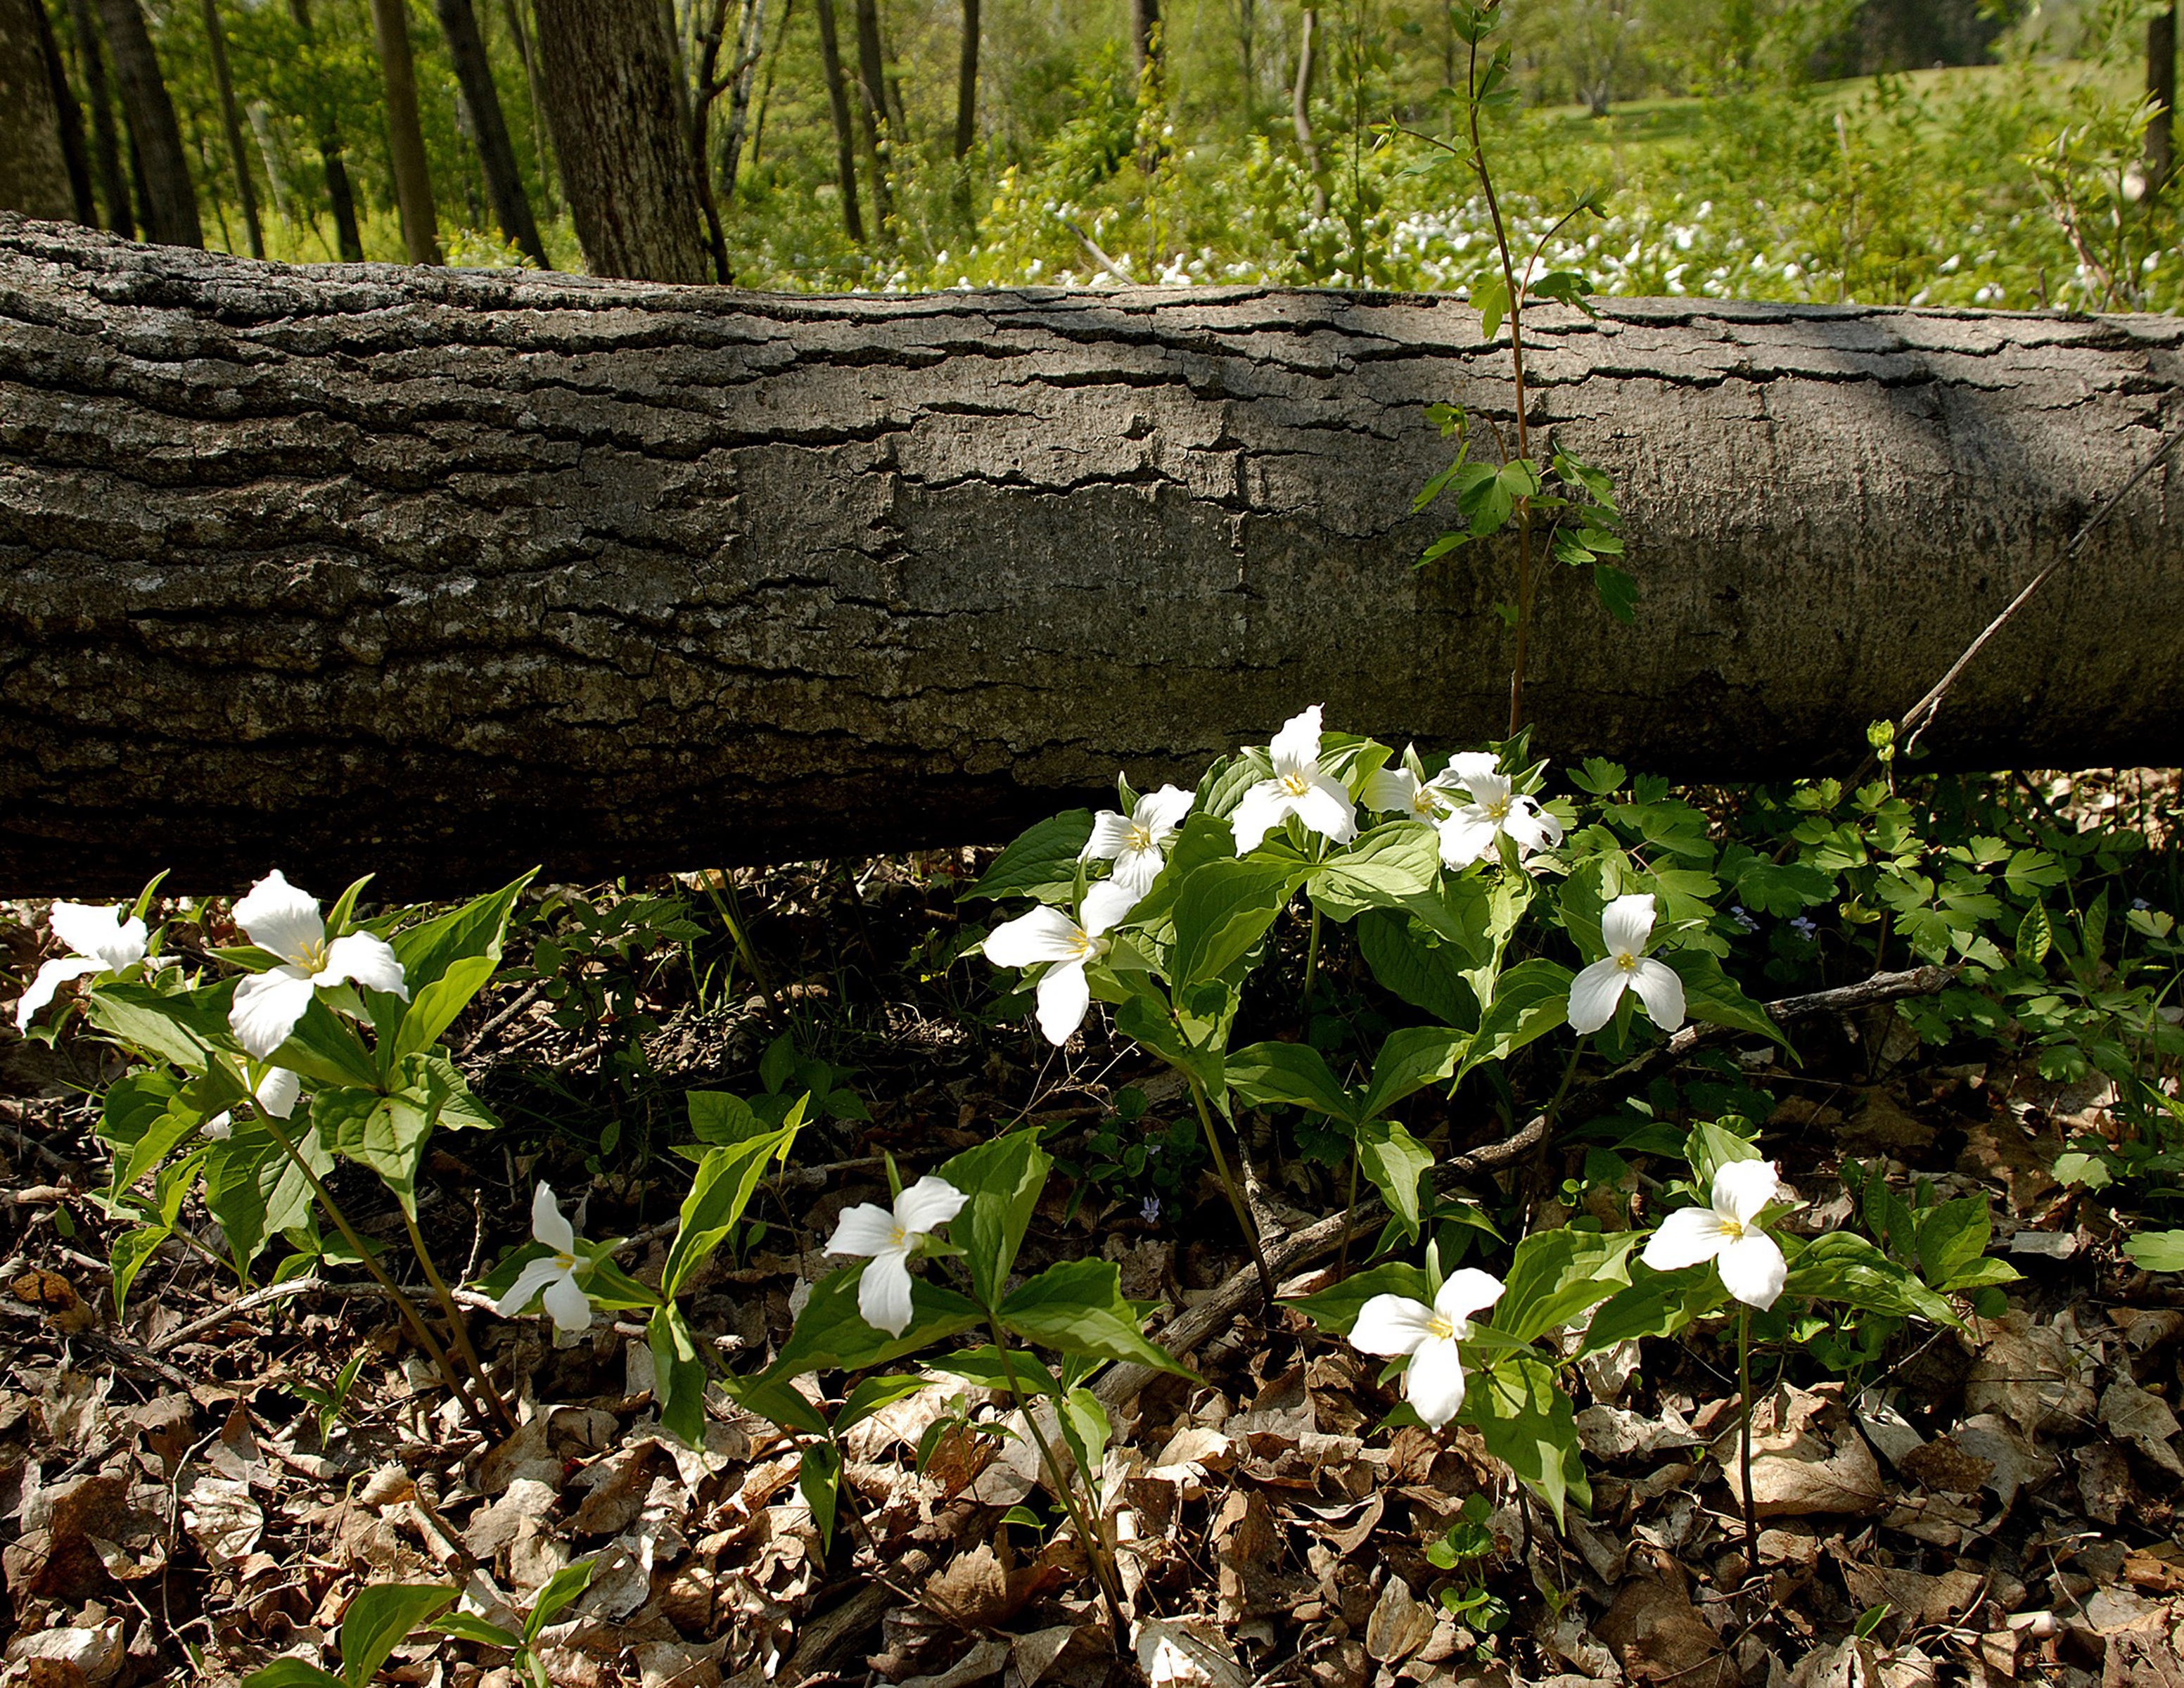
[1281,770,1313,798]
[888,1223,910,1250]
[1719,1218,1746,1241]
[1425,1313,1457,1341]
[298,937,331,975]
[1616,952,1638,972]
[1486,797,1510,820]
[553,1249,577,1270]
[1126,823,1155,853]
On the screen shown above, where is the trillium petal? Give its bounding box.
[894,1175,968,1236]
[1230,781,1289,853]
[826,1201,900,1257]
[1295,775,1358,844]
[858,1250,917,1337]
[531,1183,575,1254]
[254,1066,302,1120]
[1435,1267,1506,1326]
[1080,878,1139,936]
[1349,1293,1438,1357]
[230,967,317,1061]
[1137,784,1194,833]
[496,1257,564,1319]
[1642,1205,1734,1272]
[1716,1230,1789,1310]
[1627,957,1687,1032]
[1111,848,1165,898]
[1501,800,1557,856]
[983,905,1087,968]
[15,956,105,1030]
[322,932,409,1001]
[234,871,325,965]
[1268,705,1324,777]
[1567,957,1628,1035]
[1529,805,1566,850]
[1034,958,1093,1045]
[1438,751,1501,795]
[49,902,146,973]
[1405,1334,1469,1430]
[1711,1158,1783,1229]
[1436,809,1500,869]
[1601,893,1657,959]
[1361,767,1419,814]
[1082,811,1135,863]
[542,1268,593,1334]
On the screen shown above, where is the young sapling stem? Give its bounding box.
[1737,1302,1760,1582]
[402,1205,518,1433]
[1187,1073,1277,1302]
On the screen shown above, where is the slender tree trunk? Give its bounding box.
[68,0,132,235]
[366,0,440,264]
[532,0,712,283]
[814,0,863,241]
[34,0,98,223]
[2149,2,2176,195]
[95,0,200,246]
[954,0,978,159]
[8,223,2179,892]
[743,0,792,177]
[0,0,77,222]
[247,100,290,217]
[686,0,736,282]
[850,0,893,231]
[497,0,555,217]
[716,0,767,195]
[199,0,264,257]
[286,0,362,262]
[1132,0,1160,96]
[1294,4,1326,216]
[1234,0,1255,99]
[432,0,549,264]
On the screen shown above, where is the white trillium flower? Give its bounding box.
[496,1183,594,1334]
[1348,1267,1505,1430]
[1361,744,1472,824]
[1083,784,1194,898]
[826,1175,969,1337]
[227,870,410,1061]
[1642,1159,1794,1310]
[203,1063,304,1142]
[1436,757,1564,869]
[983,881,1137,1046]
[15,902,152,1030]
[1569,893,1686,1035]
[1231,705,1358,854]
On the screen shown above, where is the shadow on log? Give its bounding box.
[0,217,2178,895]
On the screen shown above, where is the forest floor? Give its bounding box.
[1,828,2181,1688]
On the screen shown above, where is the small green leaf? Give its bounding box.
[1226,1042,1353,1122]
[663,1119,797,1298]
[966,812,1095,904]
[2126,1231,2184,1273]
[940,1130,1051,1310]
[1463,959,1573,1074]
[1288,1261,1429,1338]
[338,1584,456,1688]
[2017,903,2053,966]
[1358,1025,1467,1123]
[1000,1260,1192,1375]
[798,1440,842,1552]
[1355,1120,1434,1239]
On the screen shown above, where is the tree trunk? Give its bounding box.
[68,0,133,236]
[366,0,441,264]
[1132,0,1160,94]
[1,220,2180,894]
[717,0,774,196]
[94,0,200,247]
[0,0,77,222]
[497,0,556,217]
[814,0,863,241]
[433,0,549,266]
[2149,3,2176,195]
[36,0,97,224]
[849,0,893,232]
[686,0,739,283]
[532,0,711,283]
[1293,5,1326,217]
[199,0,264,257]
[288,0,363,262]
[953,0,978,160]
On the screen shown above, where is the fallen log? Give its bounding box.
[1,217,2178,895]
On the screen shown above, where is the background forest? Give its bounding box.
[15,0,2184,312]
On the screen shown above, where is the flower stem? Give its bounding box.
[254,1109,499,1434]
[983,1312,1132,1648]
[1187,1073,1276,1303]
[1337,1145,1360,1282]
[1301,905,1324,1006]
[1737,1302,1760,1583]
[401,1205,518,1435]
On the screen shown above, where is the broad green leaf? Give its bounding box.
[717,1368,830,1438]
[687,1090,770,1145]
[388,871,535,997]
[663,1118,798,1298]
[1170,858,1303,986]
[649,1304,712,1446]
[837,1373,936,1433]
[798,1440,843,1551]
[2126,1231,2184,1273]
[1466,1351,1588,1522]
[1493,1229,1637,1345]
[966,811,1094,904]
[1355,1120,1434,1239]
[767,1264,982,1380]
[85,981,237,1075]
[1226,1041,1353,1122]
[312,1059,454,1215]
[110,1225,171,1319]
[2017,903,2053,966]
[1730,855,1835,919]
[1000,1260,1192,1375]
[1358,911,1479,1030]
[1287,1261,1429,1338]
[1682,1119,1761,1189]
[1463,959,1572,1075]
[241,1663,345,1688]
[1358,1025,1468,1122]
[339,1583,456,1688]
[1780,1233,1961,1326]
[1308,822,1443,923]
[391,955,497,1061]
[205,1125,323,1269]
[929,1344,1059,1395]
[1058,1387,1112,1485]
[1663,951,1786,1046]
[1115,995,1227,1109]
[269,994,384,1093]
[940,1130,1050,1310]
[1912,1196,2004,1292]
[1573,1270,1725,1357]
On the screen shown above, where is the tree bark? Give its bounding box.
[366,0,442,265]
[849,0,893,233]
[286,0,362,263]
[2150,3,2176,195]
[953,0,978,160]
[814,0,863,242]
[432,0,549,267]
[94,0,200,247]
[496,0,556,217]
[1293,4,1326,217]
[68,0,133,236]
[1,220,2181,895]
[1,0,78,223]
[533,0,711,283]
[199,0,264,258]
[36,0,97,225]
[1132,0,1160,94]
[686,0,741,283]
